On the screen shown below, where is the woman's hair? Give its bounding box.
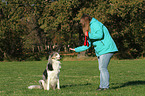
[81,14,92,22]
[80,14,92,34]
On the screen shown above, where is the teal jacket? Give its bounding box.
[75,18,118,57]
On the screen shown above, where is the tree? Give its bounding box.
[0,0,26,60]
[39,0,83,52]
[105,0,145,58]
[0,0,144,61]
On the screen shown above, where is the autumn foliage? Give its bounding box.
[0,0,145,61]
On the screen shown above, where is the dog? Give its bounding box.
[28,52,61,90]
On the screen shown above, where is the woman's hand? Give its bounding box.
[85,31,89,36]
[69,48,75,51]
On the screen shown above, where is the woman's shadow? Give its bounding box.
[60,80,145,89]
[111,80,145,89]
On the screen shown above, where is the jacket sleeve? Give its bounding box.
[75,40,91,52]
[89,22,104,40]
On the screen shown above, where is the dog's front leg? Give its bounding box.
[46,77,50,90]
[46,73,50,90]
[39,80,45,89]
[57,79,60,89]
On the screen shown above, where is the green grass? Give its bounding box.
[0,59,145,96]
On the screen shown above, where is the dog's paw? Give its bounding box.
[28,85,34,89]
[46,89,50,90]
[46,87,50,90]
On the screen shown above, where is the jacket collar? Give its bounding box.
[90,18,97,25]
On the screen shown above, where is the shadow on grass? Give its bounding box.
[60,83,91,88]
[111,80,145,89]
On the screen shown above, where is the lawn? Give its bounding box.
[0,59,145,96]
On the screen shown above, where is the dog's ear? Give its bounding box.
[47,57,53,71]
[43,69,47,80]
[47,62,53,71]
[46,53,53,71]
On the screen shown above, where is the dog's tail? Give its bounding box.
[28,85,42,89]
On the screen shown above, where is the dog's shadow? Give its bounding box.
[60,83,91,89]
[111,80,145,89]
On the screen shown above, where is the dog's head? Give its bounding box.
[50,52,61,60]
[47,52,61,70]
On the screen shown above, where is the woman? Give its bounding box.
[70,14,118,90]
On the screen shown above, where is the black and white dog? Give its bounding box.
[28,52,61,90]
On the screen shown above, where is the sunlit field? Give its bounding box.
[0,59,145,96]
